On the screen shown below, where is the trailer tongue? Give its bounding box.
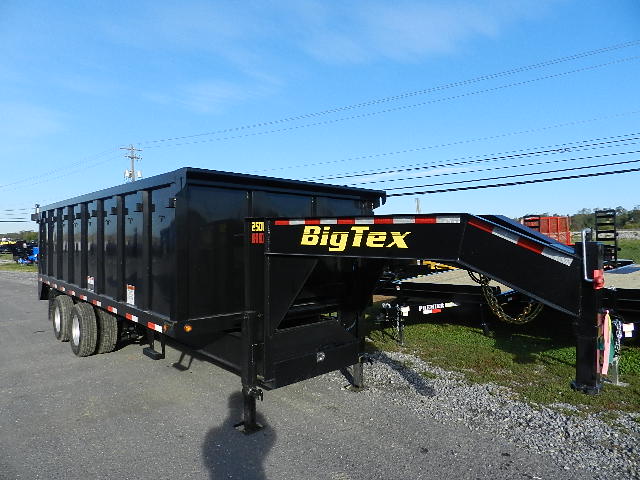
[237,213,604,432]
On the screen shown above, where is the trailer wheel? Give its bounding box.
[52,295,74,342]
[48,289,58,324]
[70,303,98,357]
[95,308,119,354]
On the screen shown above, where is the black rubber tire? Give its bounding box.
[52,295,74,342]
[69,303,98,357]
[47,289,58,324]
[95,308,119,354]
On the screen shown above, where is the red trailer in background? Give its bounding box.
[522,215,572,245]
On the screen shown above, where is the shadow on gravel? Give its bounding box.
[202,392,275,480]
[369,352,436,397]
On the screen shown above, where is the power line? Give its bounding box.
[0,153,123,192]
[386,156,640,191]
[136,40,640,147]
[360,147,640,189]
[255,110,640,173]
[315,132,640,183]
[0,148,119,190]
[387,167,640,196]
[142,56,640,151]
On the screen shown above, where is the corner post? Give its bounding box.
[238,310,263,433]
[572,240,604,394]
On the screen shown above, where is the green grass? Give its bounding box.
[619,238,640,263]
[0,253,37,272]
[368,309,640,414]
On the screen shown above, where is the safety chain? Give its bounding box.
[467,271,544,324]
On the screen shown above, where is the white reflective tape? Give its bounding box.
[541,247,574,266]
[491,227,520,245]
[436,216,461,224]
[355,218,375,224]
[392,217,415,224]
[319,219,337,224]
[131,315,139,323]
[289,220,306,225]
[153,323,163,333]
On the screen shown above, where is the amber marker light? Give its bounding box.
[183,324,193,333]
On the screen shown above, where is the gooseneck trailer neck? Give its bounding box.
[237,213,605,431]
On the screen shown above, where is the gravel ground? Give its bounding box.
[328,350,640,480]
[3,270,638,479]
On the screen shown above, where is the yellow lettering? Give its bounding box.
[301,226,321,245]
[387,231,410,248]
[328,231,350,251]
[251,221,265,232]
[366,231,387,247]
[350,226,370,247]
[320,226,330,246]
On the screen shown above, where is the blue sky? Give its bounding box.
[1,1,639,232]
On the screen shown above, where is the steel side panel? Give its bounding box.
[267,222,464,260]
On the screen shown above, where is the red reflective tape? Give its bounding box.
[337,218,355,224]
[274,220,289,225]
[468,218,494,234]
[304,219,320,225]
[125,313,133,320]
[147,322,155,330]
[374,218,393,224]
[432,308,442,314]
[516,237,544,255]
[415,217,437,224]
[593,269,605,290]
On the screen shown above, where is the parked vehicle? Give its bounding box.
[34,167,622,431]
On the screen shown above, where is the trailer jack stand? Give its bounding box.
[143,329,165,360]
[234,386,264,434]
[344,358,369,392]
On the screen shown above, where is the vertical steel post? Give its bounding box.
[239,310,263,433]
[80,203,88,289]
[572,241,603,394]
[96,199,105,294]
[116,195,125,302]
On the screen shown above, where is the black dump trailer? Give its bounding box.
[35,167,608,432]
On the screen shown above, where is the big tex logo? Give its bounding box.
[300,225,410,252]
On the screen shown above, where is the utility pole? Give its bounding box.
[120,144,142,182]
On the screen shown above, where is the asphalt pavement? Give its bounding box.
[0,271,594,480]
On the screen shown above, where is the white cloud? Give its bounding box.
[143,79,277,114]
[292,0,554,64]
[0,102,65,139]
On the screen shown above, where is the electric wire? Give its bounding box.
[135,40,640,147]
[385,155,640,191]
[386,167,640,196]
[254,109,640,173]
[142,56,640,150]
[311,132,640,182]
[0,153,123,192]
[359,147,640,188]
